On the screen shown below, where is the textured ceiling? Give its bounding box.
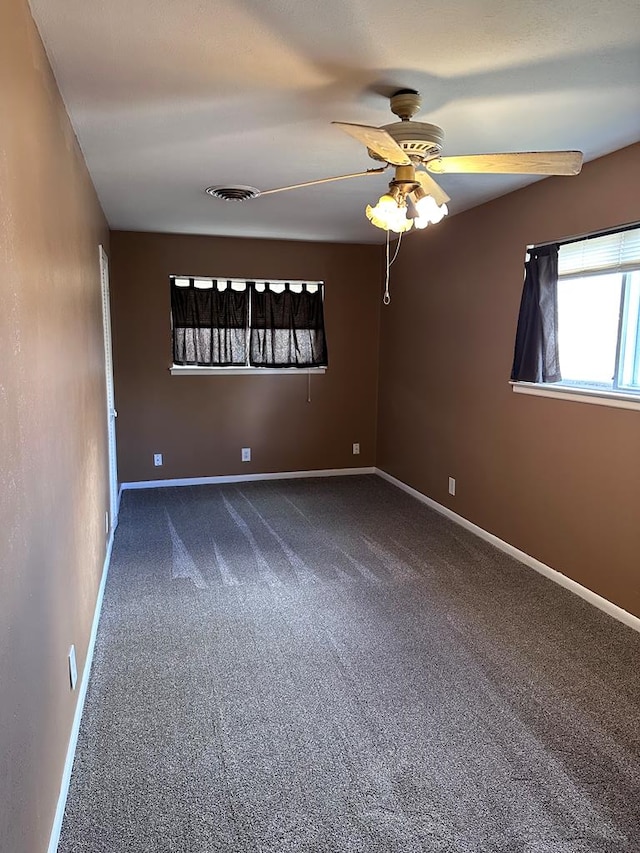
[28,0,640,244]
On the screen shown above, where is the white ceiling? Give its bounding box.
[29,0,640,244]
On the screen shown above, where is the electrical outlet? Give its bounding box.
[68,645,78,691]
[105,511,109,535]
[352,442,360,455]
[153,453,163,467]
[448,477,456,496]
[241,447,251,462]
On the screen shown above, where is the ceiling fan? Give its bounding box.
[206,89,583,233]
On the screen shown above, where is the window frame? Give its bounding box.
[512,224,640,410]
[510,380,640,412]
[169,276,328,375]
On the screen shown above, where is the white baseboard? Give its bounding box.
[47,526,115,853]
[121,466,376,491]
[375,468,640,635]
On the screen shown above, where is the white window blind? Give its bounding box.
[558,226,640,278]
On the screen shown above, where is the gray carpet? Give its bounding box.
[58,475,640,852]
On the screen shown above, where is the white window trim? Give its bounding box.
[170,366,327,376]
[510,381,640,411]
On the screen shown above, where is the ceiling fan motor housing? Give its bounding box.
[368,121,445,164]
[389,89,422,120]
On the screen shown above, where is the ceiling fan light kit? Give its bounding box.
[365,163,449,233]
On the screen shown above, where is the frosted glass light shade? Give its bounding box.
[413,194,448,229]
[365,194,413,233]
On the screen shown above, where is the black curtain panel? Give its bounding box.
[250,283,328,368]
[511,244,561,383]
[171,279,248,366]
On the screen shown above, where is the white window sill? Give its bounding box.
[511,381,640,411]
[170,366,327,376]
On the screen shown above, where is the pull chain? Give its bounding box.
[383,229,403,305]
[383,230,391,304]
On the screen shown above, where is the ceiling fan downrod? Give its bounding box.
[389,164,420,199]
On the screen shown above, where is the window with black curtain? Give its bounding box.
[511,224,640,396]
[171,278,248,366]
[250,283,328,368]
[170,277,328,369]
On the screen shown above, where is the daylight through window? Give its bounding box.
[556,227,640,394]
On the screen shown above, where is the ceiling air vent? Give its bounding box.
[205,185,260,201]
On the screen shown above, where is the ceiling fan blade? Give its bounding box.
[259,166,387,197]
[332,122,411,166]
[427,151,583,176]
[414,170,450,205]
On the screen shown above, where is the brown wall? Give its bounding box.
[377,143,640,618]
[110,232,382,482]
[0,1,110,851]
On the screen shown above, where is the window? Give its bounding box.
[556,229,640,393]
[170,277,328,371]
[511,225,640,407]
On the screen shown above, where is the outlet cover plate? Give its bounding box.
[448,477,456,496]
[153,453,163,467]
[241,447,251,462]
[352,443,360,455]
